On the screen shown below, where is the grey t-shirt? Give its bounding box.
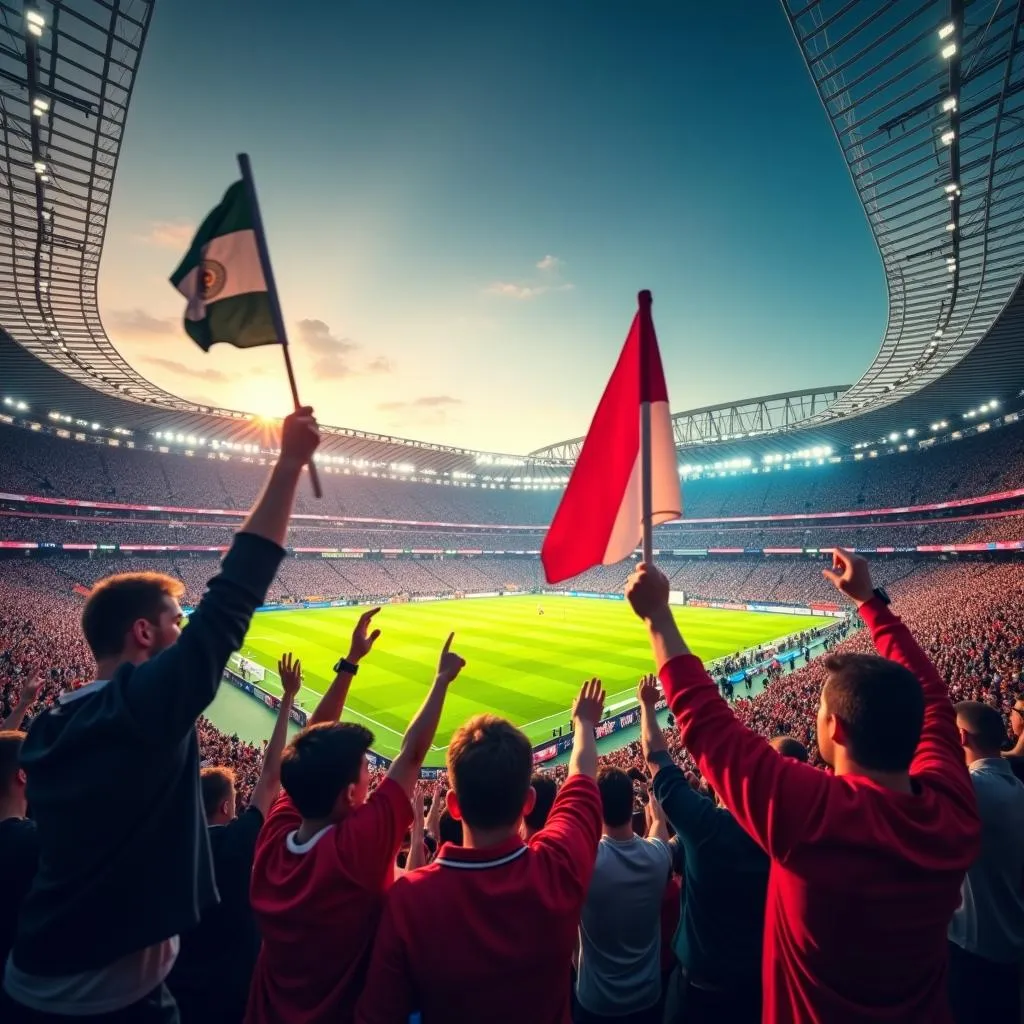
[576,834,671,1015]
[949,758,1024,963]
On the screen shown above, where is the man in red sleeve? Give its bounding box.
[245,624,466,1024]
[625,550,980,1024]
[356,679,606,1024]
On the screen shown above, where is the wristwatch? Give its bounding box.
[333,657,360,675]
[872,586,891,606]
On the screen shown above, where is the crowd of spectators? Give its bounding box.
[6,510,1024,554]
[3,409,1024,1023]
[4,415,1024,523]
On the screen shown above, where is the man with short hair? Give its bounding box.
[948,700,1024,1023]
[769,735,808,763]
[246,629,466,1024]
[574,766,671,1023]
[637,676,767,1023]
[356,679,606,1024]
[3,408,320,1022]
[0,731,36,972]
[167,653,303,1023]
[625,549,980,1023]
[522,773,558,839]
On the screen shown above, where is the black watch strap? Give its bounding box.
[333,657,359,675]
[872,586,891,606]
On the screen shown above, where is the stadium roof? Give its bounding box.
[1,0,1023,475]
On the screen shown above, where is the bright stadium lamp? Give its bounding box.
[906,428,916,437]
[938,22,955,39]
[941,96,957,112]
[889,432,899,441]
[946,222,956,231]
[941,42,957,59]
[991,399,1000,407]
[941,129,955,145]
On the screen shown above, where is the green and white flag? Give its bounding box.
[170,181,278,351]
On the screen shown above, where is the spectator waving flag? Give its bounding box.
[541,291,682,584]
[170,180,276,351]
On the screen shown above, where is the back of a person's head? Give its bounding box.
[447,714,532,830]
[597,767,634,829]
[81,572,184,660]
[955,700,1006,756]
[0,730,26,795]
[200,765,236,818]
[523,774,557,833]
[280,722,374,819]
[823,653,924,772]
[770,735,809,763]
[438,809,463,845]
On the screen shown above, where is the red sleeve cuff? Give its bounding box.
[857,595,896,632]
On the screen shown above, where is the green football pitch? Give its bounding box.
[231,596,822,764]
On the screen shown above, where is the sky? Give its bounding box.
[98,0,886,454]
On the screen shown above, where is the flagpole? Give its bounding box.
[237,153,322,499]
[638,290,654,564]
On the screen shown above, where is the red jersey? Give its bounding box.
[659,598,980,1023]
[355,774,602,1024]
[246,779,412,1024]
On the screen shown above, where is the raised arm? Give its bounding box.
[569,678,605,779]
[249,652,301,816]
[627,564,830,861]
[386,634,465,797]
[823,549,969,787]
[1,674,41,732]
[310,608,381,726]
[239,407,320,547]
[124,409,320,740]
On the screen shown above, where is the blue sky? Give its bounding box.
[99,0,885,453]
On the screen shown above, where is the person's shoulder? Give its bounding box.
[256,793,300,845]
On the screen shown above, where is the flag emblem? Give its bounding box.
[200,260,227,300]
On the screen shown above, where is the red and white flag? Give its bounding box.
[541,292,682,585]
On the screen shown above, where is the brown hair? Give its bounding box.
[447,714,532,830]
[955,700,1007,754]
[200,766,236,818]
[81,572,185,660]
[823,653,924,772]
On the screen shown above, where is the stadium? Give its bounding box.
[2,1,1024,1022]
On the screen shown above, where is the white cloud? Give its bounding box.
[139,222,196,250]
[536,254,561,272]
[483,281,574,300]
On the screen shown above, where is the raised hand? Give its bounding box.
[572,678,606,729]
[21,673,43,704]
[637,673,661,707]
[822,547,875,606]
[348,607,382,663]
[625,563,671,620]
[278,653,302,700]
[279,406,320,467]
[436,633,466,686]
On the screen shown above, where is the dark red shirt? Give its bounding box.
[356,774,602,1024]
[246,779,412,1024]
[659,598,980,1023]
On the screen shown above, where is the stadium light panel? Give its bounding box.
[906,428,916,437]
[941,43,957,59]
[991,399,1000,407]
[16,401,28,412]
[33,161,46,173]
[938,22,955,39]
[889,432,899,441]
[940,129,955,145]
[90,422,99,430]
[941,97,957,112]
[31,97,49,116]
[25,10,45,27]
[946,222,956,231]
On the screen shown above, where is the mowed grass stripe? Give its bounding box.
[239,597,823,762]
